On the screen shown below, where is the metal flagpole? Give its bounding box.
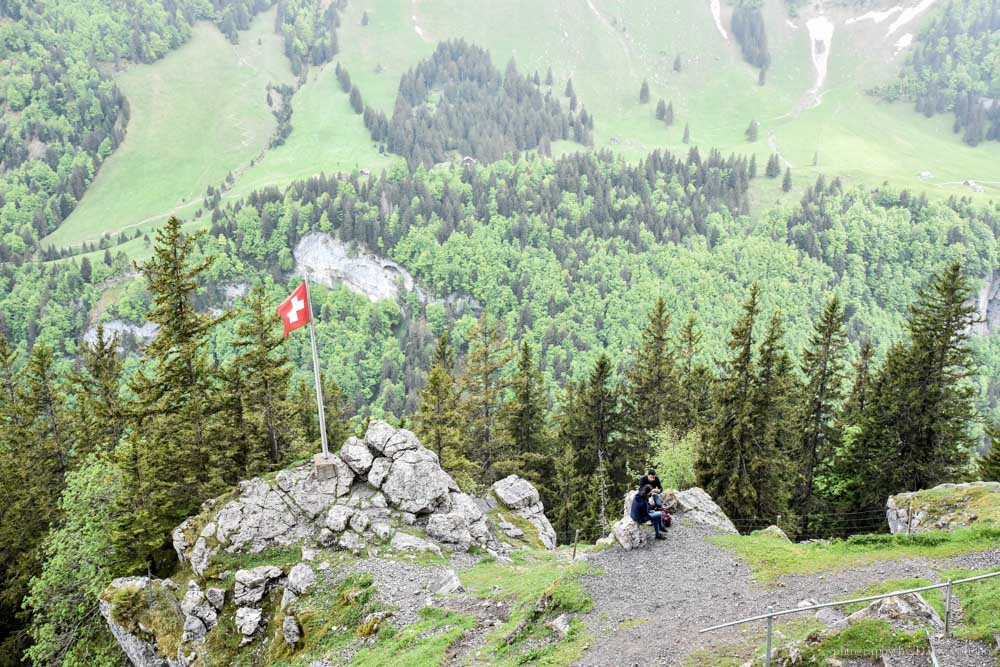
[304,279,330,459]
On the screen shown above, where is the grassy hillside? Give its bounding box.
[40,0,1000,251]
[42,9,294,250]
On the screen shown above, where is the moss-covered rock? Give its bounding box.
[887,482,1000,534]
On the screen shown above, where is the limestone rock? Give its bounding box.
[426,513,473,551]
[326,505,354,532]
[280,588,297,611]
[338,530,366,554]
[235,607,263,637]
[350,511,370,533]
[367,457,391,488]
[283,615,302,646]
[182,614,208,643]
[180,581,218,642]
[815,607,847,626]
[287,563,316,596]
[99,578,170,667]
[611,517,649,551]
[886,482,999,534]
[381,447,455,514]
[340,437,374,476]
[548,613,571,639]
[371,521,393,540]
[390,532,443,556]
[233,566,282,607]
[363,420,397,454]
[836,594,943,632]
[492,475,539,510]
[206,588,225,612]
[172,518,193,563]
[429,569,463,595]
[670,487,738,534]
[492,477,557,549]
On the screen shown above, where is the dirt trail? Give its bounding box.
[577,521,1000,666]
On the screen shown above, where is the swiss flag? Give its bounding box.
[277,281,311,337]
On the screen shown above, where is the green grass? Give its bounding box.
[45,9,294,250]
[460,550,593,666]
[939,567,1000,641]
[711,526,1000,582]
[350,607,475,667]
[896,483,1000,531]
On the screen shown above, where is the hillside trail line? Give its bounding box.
[576,521,1000,666]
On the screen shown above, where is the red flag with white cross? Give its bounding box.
[277,281,310,337]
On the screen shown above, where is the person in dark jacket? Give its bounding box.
[637,469,663,508]
[630,484,666,539]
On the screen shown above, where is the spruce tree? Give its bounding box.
[414,334,466,480]
[545,67,554,86]
[71,324,125,458]
[117,217,228,572]
[682,123,690,144]
[765,154,780,178]
[322,373,353,450]
[458,313,514,486]
[676,315,712,432]
[564,78,575,98]
[656,98,666,120]
[665,101,675,126]
[745,120,759,142]
[623,297,679,460]
[503,340,548,481]
[639,79,650,103]
[794,296,847,523]
[980,424,1000,482]
[749,153,758,179]
[782,167,792,192]
[673,53,682,72]
[229,285,297,473]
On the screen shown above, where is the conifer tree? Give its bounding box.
[794,296,847,521]
[545,67,554,86]
[673,53,682,72]
[458,313,514,486]
[71,324,125,458]
[656,98,667,120]
[414,334,464,475]
[676,315,712,432]
[749,153,758,179]
[564,78,575,98]
[682,123,691,144]
[639,79,650,103]
[562,354,624,536]
[846,264,979,509]
[503,340,548,480]
[664,101,675,126]
[116,217,228,572]
[229,285,296,473]
[980,424,1000,482]
[623,297,679,460]
[745,120,759,142]
[782,167,793,192]
[765,154,780,178]
[322,373,353,450]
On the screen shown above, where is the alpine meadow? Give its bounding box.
[2,1,1000,666]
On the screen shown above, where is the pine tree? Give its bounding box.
[322,373,353,451]
[229,285,297,474]
[676,315,712,432]
[71,324,126,458]
[639,79,650,103]
[80,256,92,283]
[745,120,759,142]
[749,153,758,179]
[349,85,363,114]
[682,123,690,144]
[766,154,781,178]
[673,53,682,72]
[655,98,667,120]
[116,217,228,572]
[664,101,674,126]
[458,313,514,486]
[847,264,979,509]
[564,78,575,98]
[562,354,625,537]
[699,285,793,529]
[980,424,1000,482]
[623,297,679,460]
[782,167,792,192]
[545,67,554,86]
[794,296,847,524]
[502,341,548,478]
[414,334,466,480]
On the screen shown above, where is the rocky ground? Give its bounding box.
[576,519,1000,667]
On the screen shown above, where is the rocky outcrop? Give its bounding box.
[971,271,1000,336]
[886,481,1000,534]
[492,475,558,549]
[611,516,650,551]
[99,578,181,667]
[294,232,415,303]
[664,487,738,534]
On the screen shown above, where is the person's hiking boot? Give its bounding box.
[655,533,666,540]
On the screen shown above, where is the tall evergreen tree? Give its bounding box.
[115,217,228,572]
[846,264,979,509]
[639,79,650,103]
[676,315,712,432]
[655,98,667,120]
[682,123,691,143]
[794,296,848,522]
[458,313,514,486]
[782,167,793,192]
[664,101,675,126]
[228,285,297,474]
[70,325,126,458]
[502,340,549,481]
[623,297,679,460]
[980,423,1000,482]
[414,334,466,480]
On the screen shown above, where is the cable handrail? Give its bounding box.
[699,569,1000,666]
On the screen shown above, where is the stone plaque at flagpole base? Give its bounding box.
[313,452,339,481]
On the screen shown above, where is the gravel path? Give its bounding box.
[577,520,1000,666]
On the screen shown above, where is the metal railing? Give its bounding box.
[700,570,1000,667]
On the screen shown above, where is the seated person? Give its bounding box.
[630,484,666,540]
[637,469,663,508]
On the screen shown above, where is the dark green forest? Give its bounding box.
[882,0,1000,145]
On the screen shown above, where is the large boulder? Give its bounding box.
[886,481,1000,534]
[492,475,557,549]
[381,447,456,514]
[339,437,374,475]
[233,566,283,607]
[611,517,649,551]
[99,578,174,667]
[668,487,738,534]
